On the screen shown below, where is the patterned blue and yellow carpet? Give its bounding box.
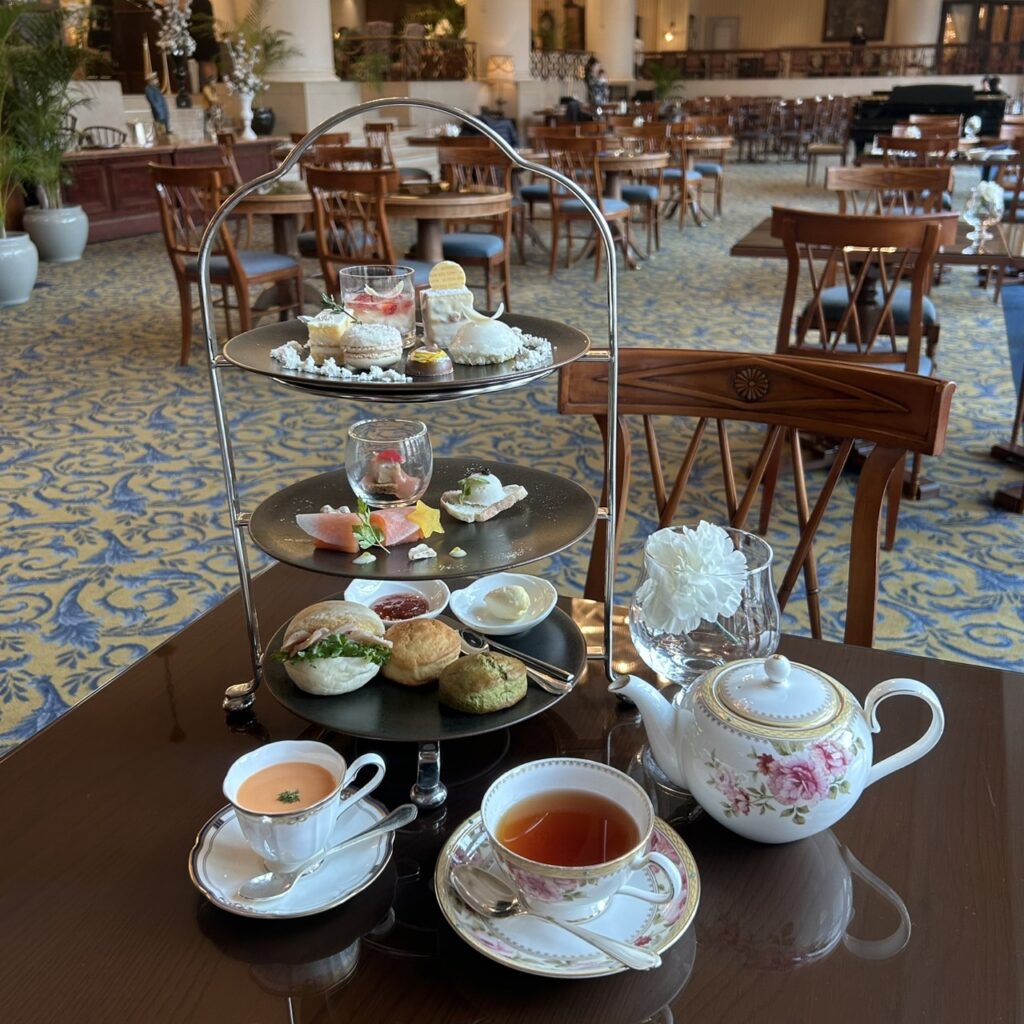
[3,159,1024,754]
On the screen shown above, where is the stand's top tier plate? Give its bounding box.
[247,458,597,581]
[221,314,590,400]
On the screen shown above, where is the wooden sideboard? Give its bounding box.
[62,137,284,242]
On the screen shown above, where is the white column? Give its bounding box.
[887,0,943,46]
[258,0,338,82]
[465,0,531,81]
[586,0,637,82]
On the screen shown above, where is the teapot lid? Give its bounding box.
[704,655,843,732]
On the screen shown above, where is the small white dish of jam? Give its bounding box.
[343,579,450,626]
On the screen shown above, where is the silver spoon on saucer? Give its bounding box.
[238,803,417,902]
[451,626,574,696]
[450,864,661,971]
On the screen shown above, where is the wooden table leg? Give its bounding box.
[415,218,444,263]
[990,322,1024,511]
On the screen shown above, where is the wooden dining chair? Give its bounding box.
[364,121,432,183]
[612,122,669,256]
[992,158,1024,301]
[877,135,958,169]
[824,164,952,215]
[304,166,430,296]
[558,350,955,647]
[543,135,632,280]
[665,128,705,228]
[681,116,731,216]
[908,114,963,132]
[436,146,514,311]
[770,205,958,522]
[291,131,350,147]
[150,164,303,366]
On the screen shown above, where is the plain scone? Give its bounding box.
[438,652,528,714]
[439,484,528,523]
[381,618,461,685]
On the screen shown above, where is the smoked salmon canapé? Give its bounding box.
[295,505,426,552]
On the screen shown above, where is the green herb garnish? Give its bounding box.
[272,632,392,666]
[352,497,389,553]
[277,790,301,804]
[320,292,361,323]
[458,473,488,502]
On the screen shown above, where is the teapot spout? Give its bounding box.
[610,675,690,790]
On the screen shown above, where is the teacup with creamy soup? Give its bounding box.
[223,740,385,872]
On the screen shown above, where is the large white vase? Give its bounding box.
[238,91,257,140]
[0,232,39,306]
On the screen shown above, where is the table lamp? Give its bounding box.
[486,54,515,114]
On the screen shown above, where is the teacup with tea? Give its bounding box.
[223,740,385,872]
[481,757,683,923]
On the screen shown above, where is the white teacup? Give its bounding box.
[481,757,683,923]
[223,740,385,872]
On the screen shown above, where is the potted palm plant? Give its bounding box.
[13,5,90,264]
[0,2,38,304]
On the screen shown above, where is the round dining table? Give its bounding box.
[233,186,314,256]
[384,184,513,263]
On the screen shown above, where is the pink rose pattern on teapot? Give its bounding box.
[704,734,866,826]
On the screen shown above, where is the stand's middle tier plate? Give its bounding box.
[247,458,597,580]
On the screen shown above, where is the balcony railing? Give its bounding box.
[641,42,1024,81]
[529,49,593,82]
[335,35,476,82]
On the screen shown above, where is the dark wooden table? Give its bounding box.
[731,214,1021,268]
[2,563,1021,1023]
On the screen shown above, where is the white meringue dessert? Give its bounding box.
[448,319,522,366]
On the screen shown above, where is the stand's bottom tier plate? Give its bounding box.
[262,604,586,743]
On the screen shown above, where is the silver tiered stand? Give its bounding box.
[196,98,619,809]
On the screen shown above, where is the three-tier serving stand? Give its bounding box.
[196,99,619,808]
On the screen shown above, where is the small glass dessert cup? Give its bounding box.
[339,265,417,347]
[346,418,432,507]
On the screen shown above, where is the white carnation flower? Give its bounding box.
[640,521,749,634]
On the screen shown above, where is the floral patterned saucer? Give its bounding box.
[189,796,392,920]
[434,812,700,979]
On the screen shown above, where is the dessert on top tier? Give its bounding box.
[421,261,476,346]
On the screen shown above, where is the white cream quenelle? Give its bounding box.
[483,585,531,621]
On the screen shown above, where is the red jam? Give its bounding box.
[371,593,429,620]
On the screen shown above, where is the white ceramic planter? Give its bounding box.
[23,205,89,263]
[0,232,39,307]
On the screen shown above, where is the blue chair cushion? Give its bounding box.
[520,183,550,200]
[399,167,432,182]
[694,162,723,175]
[621,183,660,203]
[398,259,433,287]
[811,285,938,327]
[561,197,630,216]
[663,168,702,183]
[185,250,299,280]
[442,233,505,259]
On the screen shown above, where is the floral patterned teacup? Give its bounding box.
[223,741,385,873]
[481,758,684,923]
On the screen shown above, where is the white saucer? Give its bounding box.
[189,796,393,919]
[343,578,450,625]
[434,812,700,979]
[448,572,557,636]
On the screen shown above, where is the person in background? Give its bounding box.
[849,22,867,72]
[190,0,219,88]
[585,57,609,112]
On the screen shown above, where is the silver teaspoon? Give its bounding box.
[238,803,418,901]
[450,864,661,971]
[457,626,575,683]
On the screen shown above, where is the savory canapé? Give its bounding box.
[235,761,337,813]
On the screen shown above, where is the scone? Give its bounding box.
[381,618,461,686]
[438,652,528,714]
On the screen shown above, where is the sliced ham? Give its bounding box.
[295,511,361,552]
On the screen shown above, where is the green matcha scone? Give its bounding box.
[438,652,528,714]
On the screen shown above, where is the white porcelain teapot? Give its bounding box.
[612,654,944,844]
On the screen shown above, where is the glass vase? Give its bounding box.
[628,526,781,690]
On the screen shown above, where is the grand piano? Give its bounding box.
[850,83,1005,156]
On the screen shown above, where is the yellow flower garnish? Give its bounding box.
[407,500,444,539]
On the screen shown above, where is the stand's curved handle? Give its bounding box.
[862,679,944,789]
[841,847,912,960]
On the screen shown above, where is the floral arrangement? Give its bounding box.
[223,35,263,97]
[431,17,453,37]
[640,522,748,635]
[967,179,1004,223]
[965,114,983,138]
[147,0,196,57]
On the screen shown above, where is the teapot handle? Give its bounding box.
[863,678,945,789]
[841,847,912,961]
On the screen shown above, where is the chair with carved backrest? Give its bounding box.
[436,145,514,310]
[877,135,957,169]
[805,95,849,187]
[681,115,731,217]
[666,124,705,228]
[992,157,1024,301]
[150,163,303,365]
[557,350,955,646]
[364,120,432,184]
[769,205,958,535]
[305,166,430,296]
[542,134,632,279]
